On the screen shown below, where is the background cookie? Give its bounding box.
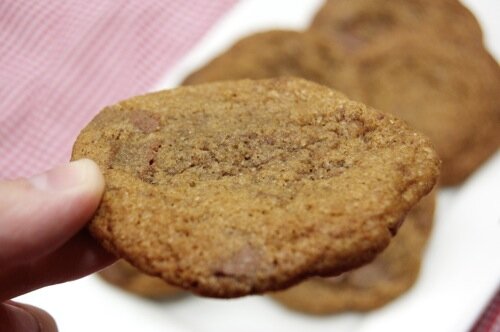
[73,78,439,298]
[344,33,500,185]
[309,0,483,53]
[183,30,349,88]
[99,260,181,299]
[271,190,436,314]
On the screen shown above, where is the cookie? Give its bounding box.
[344,33,500,185]
[271,190,436,314]
[72,77,439,298]
[183,30,349,88]
[309,0,483,53]
[99,260,180,299]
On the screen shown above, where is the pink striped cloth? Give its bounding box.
[471,289,500,332]
[0,0,236,179]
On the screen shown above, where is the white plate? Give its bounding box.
[17,1,500,331]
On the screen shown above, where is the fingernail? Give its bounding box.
[28,159,98,192]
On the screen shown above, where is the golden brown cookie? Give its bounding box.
[271,190,436,314]
[98,260,180,299]
[345,33,500,185]
[309,0,483,53]
[183,30,349,88]
[73,78,439,298]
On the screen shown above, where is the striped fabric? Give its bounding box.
[471,289,500,332]
[0,0,236,179]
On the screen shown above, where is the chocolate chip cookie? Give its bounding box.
[271,189,436,313]
[73,78,439,298]
[183,30,349,89]
[309,0,483,53]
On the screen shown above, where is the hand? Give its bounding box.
[0,159,116,331]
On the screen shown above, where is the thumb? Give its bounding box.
[0,159,105,268]
[0,301,58,332]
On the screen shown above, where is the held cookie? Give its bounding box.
[183,30,349,88]
[73,78,439,298]
[309,0,483,53]
[345,34,500,185]
[271,190,436,314]
[99,260,180,299]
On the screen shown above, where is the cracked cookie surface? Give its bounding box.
[72,78,439,297]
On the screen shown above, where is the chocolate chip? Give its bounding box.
[130,110,161,133]
[214,245,262,277]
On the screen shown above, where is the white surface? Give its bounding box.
[17,1,500,331]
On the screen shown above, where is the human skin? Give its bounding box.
[0,159,115,331]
